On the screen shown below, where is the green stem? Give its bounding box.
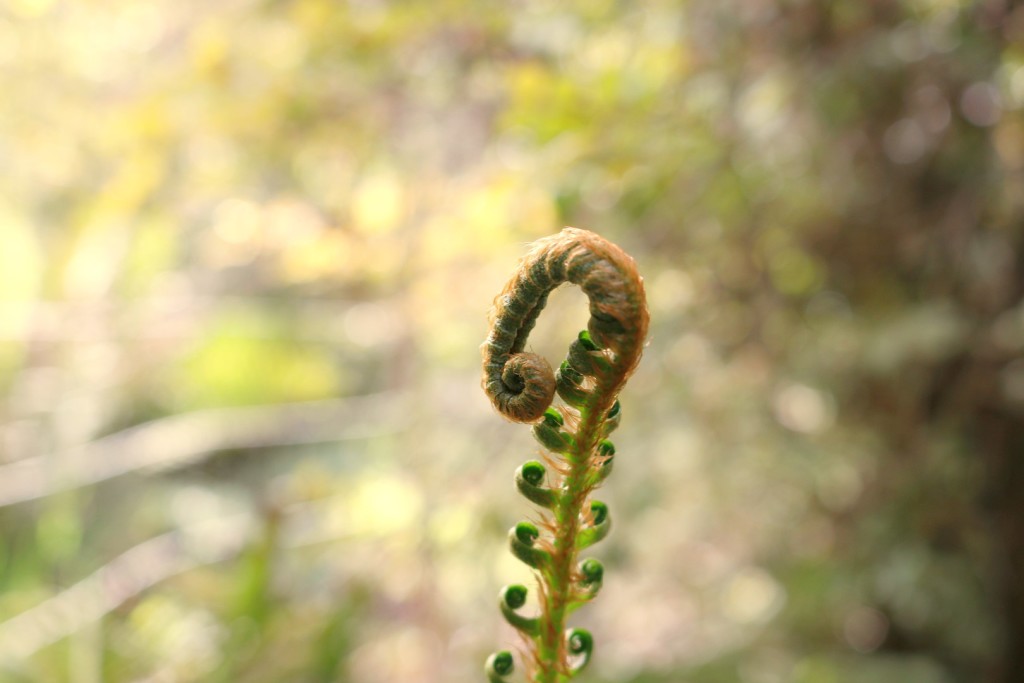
[535,393,613,682]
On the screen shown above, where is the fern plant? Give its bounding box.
[481,228,649,682]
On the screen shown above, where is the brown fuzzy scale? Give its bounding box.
[481,228,649,423]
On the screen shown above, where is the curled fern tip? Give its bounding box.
[481,229,648,682]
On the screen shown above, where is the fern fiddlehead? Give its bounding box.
[482,228,649,682]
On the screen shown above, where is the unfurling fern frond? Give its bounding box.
[481,228,649,683]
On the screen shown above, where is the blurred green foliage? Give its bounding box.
[0,0,1022,682]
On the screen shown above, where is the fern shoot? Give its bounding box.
[482,228,649,682]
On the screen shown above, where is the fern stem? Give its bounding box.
[536,387,615,681]
[538,452,588,679]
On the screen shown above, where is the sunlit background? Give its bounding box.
[1,0,1023,681]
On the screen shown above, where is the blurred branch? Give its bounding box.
[0,518,246,665]
[0,492,389,667]
[0,391,411,507]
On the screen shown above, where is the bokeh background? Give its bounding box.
[1,0,1023,681]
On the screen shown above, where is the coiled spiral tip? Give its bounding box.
[516,460,556,508]
[533,408,573,453]
[578,558,604,599]
[500,584,539,635]
[509,521,549,569]
[577,501,611,549]
[490,352,556,423]
[485,650,514,682]
[567,628,594,673]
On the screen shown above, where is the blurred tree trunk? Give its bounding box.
[979,404,1024,681]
